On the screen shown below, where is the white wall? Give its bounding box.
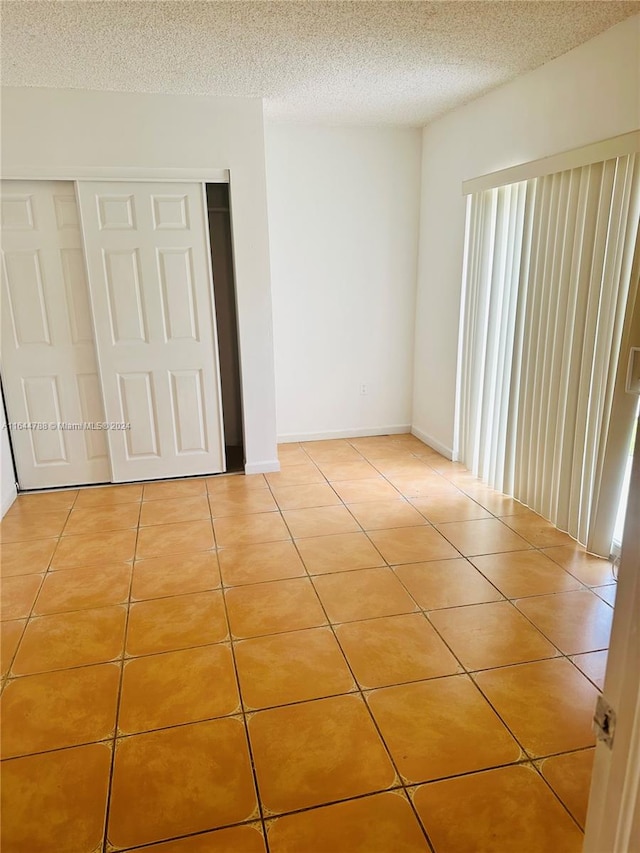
[1,405,17,516]
[0,87,279,474]
[265,124,422,441]
[413,14,640,458]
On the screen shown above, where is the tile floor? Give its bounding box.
[0,434,616,852]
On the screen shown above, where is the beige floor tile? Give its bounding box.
[119,644,239,734]
[571,650,608,690]
[217,540,305,586]
[459,487,529,516]
[265,465,325,488]
[1,573,43,620]
[475,658,598,756]
[108,718,257,849]
[136,520,215,559]
[62,503,140,536]
[0,442,613,852]
[33,564,131,615]
[1,663,120,758]
[207,473,267,493]
[350,436,410,455]
[384,437,427,451]
[541,749,594,829]
[268,791,430,853]
[131,551,220,600]
[371,457,434,477]
[368,675,520,783]
[346,499,427,531]
[317,460,381,481]
[1,742,111,853]
[1,619,25,676]
[410,492,492,523]
[12,606,127,676]
[142,478,208,501]
[593,584,616,606]
[436,518,532,557]
[404,438,440,455]
[74,483,143,507]
[139,495,211,526]
[516,590,613,655]
[413,765,583,853]
[500,511,575,548]
[135,825,267,853]
[393,558,502,610]
[368,526,460,564]
[429,601,558,670]
[296,531,384,574]
[209,489,278,518]
[283,505,360,538]
[336,613,460,688]
[426,458,468,477]
[305,441,364,461]
[313,567,418,623]
[7,490,78,514]
[444,469,486,489]
[51,529,137,569]
[271,482,341,510]
[213,512,290,547]
[375,455,436,472]
[541,544,616,586]
[127,591,228,656]
[249,694,396,814]
[277,443,311,467]
[470,550,582,598]
[0,509,69,543]
[225,577,327,639]
[234,626,354,709]
[379,476,447,500]
[330,478,401,503]
[0,538,57,576]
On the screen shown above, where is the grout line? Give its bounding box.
[1,435,616,848]
[217,561,272,852]
[100,516,139,853]
[0,522,67,688]
[528,754,590,833]
[265,513,437,850]
[104,819,265,853]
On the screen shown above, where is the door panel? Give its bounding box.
[76,181,225,482]
[0,180,110,489]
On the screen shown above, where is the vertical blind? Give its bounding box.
[456,153,640,551]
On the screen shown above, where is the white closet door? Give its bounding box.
[0,180,110,489]
[76,181,225,482]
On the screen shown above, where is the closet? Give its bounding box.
[1,179,227,490]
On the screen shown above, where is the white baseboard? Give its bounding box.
[410,426,454,460]
[1,485,17,518]
[244,459,281,475]
[277,425,411,444]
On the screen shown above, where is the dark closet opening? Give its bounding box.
[206,183,244,473]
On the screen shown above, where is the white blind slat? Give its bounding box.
[456,150,640,553]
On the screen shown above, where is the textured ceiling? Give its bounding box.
[1,1,639,126]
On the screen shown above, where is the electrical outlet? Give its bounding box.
[360,384,367,395]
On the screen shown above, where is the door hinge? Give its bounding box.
[593,694,616,749]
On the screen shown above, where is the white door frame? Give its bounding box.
[583,411,640,853]
[2,168,229,183]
